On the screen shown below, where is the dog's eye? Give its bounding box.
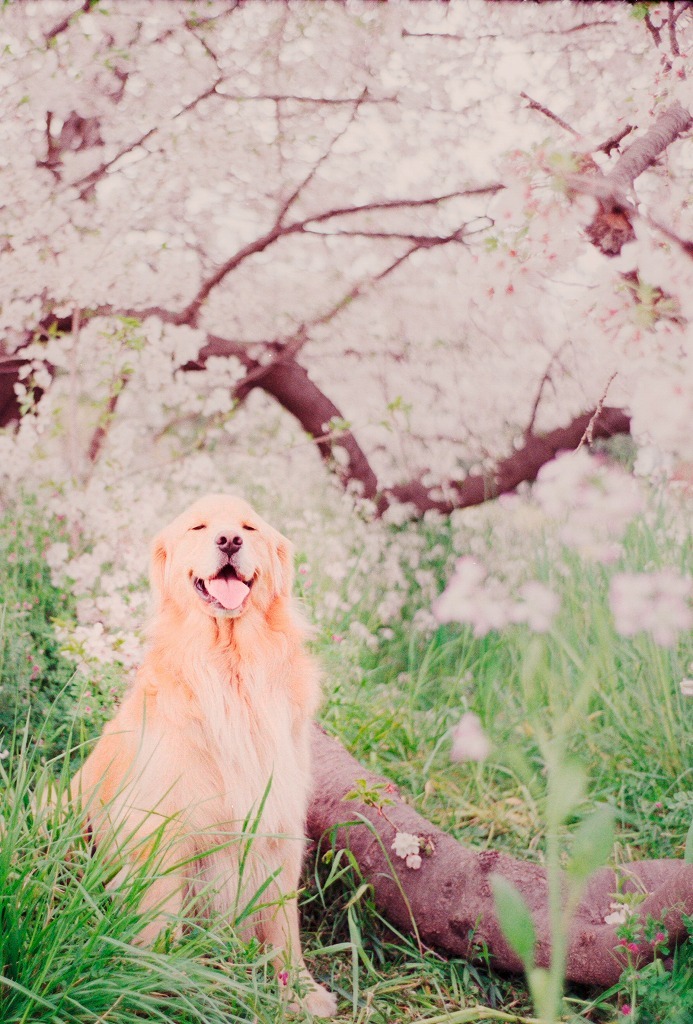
[190,524,206,532]
[242,524,256,532]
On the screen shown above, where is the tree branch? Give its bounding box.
[520,92,579,138]
[603,100,692,203]
[383,407,631,516]
[570,101,693,256]
[44,0,94,42]
[308,725,693,987]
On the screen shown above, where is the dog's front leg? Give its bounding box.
[261,845,337,1018]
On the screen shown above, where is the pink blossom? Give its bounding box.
[433,557,512,636]
[621,1005,632,1017]
[510,581,560,633]
[450,712,491,764]
[535,451,645,563]
[610,570,692,647]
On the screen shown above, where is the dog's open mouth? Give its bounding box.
[194,564,252,611]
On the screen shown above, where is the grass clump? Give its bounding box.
[0,500,79,760]
[0,730,282,1024]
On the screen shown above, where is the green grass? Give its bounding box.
[0,730,283,1024]
[1,497,691,1022]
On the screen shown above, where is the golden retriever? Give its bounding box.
[74,494,337,1017]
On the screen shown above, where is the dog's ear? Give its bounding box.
[270,532,294,600]
[150,531,170,605]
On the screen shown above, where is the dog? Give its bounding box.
[74,494,337,1017]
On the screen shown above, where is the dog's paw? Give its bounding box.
[304,982,338,1018]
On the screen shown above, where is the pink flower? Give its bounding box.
[450,712,491,763]
[610,570,692,647]
[654,931,666,945]
[626,942,639,956]
[621,1005,632,1017]
[278,970,289,987]
[510,580,560,633]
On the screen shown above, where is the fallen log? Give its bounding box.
[307,725,693,987]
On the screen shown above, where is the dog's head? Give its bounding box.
[150,494,294,620]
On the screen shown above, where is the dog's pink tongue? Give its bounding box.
[206,576,250,610]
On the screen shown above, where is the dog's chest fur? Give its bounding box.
[147,648,310,843]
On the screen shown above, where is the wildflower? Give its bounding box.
[510,580,560,633]
[535,450,645,562]
[626,942,640,956]
[391,832,420,860]
[450,712,491,763]
[610,569,692,647]
[621,1006,632,1017]
[405,853,422,870]
[654,931,666,945]
[277,970,289,987]
[433,557,512,636]
[604,902,628,926]
[0,748,9,761]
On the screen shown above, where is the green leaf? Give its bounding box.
[630,2,652,20]
[546,760,587,827]
[568,804,616,882]
[685,816,693,864]
[528,967,552,1021]
[491,875,536,969]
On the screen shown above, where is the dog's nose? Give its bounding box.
[215,532,243,555]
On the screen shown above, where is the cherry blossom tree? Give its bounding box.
[1,0,691,518]
[1,2,692,993]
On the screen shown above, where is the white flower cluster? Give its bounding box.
[534,450,645,564]
[609,570,693,648]
[391,831,422,870]
[433,555,559,637]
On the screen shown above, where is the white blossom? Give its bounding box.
[391,832,420,860]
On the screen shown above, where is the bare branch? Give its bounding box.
[520,92,580,137]
[596,123,634,156]
[275,88,368,225]
[576,372,618,450]
[72,79,223,199]
[643,10,664,47]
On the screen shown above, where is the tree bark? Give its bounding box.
[236,357,381,502]
[227,346,631,517]
[578,101,692,256]
[383,407,631,515]
[307,726,693,988]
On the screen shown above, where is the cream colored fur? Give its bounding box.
[74,494,336,1017]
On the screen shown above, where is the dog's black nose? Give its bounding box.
[215,533,243,555]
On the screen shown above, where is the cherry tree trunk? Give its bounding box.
[307,726,693,987]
